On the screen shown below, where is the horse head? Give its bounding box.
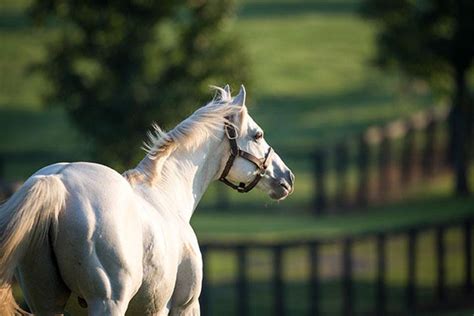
[218,85,294,200]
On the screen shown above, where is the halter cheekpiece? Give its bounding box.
[219,122,273,193]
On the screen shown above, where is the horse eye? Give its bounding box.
[254,131,263,140]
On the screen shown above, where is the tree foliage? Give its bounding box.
[30,0,251,169]
[361,0,474,195]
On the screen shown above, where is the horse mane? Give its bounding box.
[127,86,243,185]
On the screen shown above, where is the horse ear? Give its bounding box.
[232,84,246,107]
[224,84,231,97]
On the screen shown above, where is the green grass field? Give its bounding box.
[0,0,435,178]
[1,0,459,214]
[237,0,436,154]
[200,219,474,315]
[193,195,474,242]
[0,0,452,220]
[197,190,474,315]
[2,1,473,314]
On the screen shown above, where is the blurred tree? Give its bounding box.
[29,0,251,169]
[361,0,474,195]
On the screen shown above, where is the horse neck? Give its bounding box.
[136,136,225,222]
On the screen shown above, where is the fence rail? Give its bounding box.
[312,106,451,215]
[200,216,474,316]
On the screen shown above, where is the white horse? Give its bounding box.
[0,85,294,316]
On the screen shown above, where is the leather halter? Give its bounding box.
[219,123,273,193]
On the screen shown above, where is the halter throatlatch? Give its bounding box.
[219,123,273,193]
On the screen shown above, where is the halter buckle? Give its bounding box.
[225,123,239,140]
[237,183,247,192]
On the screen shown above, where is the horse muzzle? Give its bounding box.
[269,170,294,200]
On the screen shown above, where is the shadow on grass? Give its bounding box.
[0,107,90,155]
[0,10,31,30]
[0,106,92,179]
[239,0,360,18]
[252,82,434,151]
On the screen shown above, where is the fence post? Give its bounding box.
[422,115,436,177]
[335,143,349,210]
[375,234,386,316]
[342,239,353,316]
[237,246,248,316]
[200,245,209,316]
[273,245,285,316]
[401,124,416,184]
[356,135,369,208]
[436,226,446,301]
[313,150,327,215]
[464,220,473,294]
[309,242,320,316]
[406,229,417,311]
[378,134,391,200]
[446,106,456,167]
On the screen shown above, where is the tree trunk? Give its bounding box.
[450,65,471,196]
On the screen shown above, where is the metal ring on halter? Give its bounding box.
[225,123,239,140]
[219,123,273,193]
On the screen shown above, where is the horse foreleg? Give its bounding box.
[169,301,200,316]
[87,299,128,316]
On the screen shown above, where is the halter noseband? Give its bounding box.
[219,123,273,193]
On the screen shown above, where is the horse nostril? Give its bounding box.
[287,171,295,187]
[280,181,290,191]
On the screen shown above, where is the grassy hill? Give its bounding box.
[0,0,435,180]
[2,0,469,217]
[237,0,435,152]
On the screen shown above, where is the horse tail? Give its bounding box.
[0,284,29,316]
[0,175,67,315]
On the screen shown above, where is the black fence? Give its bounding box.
[313,106,451,215]
[199,216,473,316]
